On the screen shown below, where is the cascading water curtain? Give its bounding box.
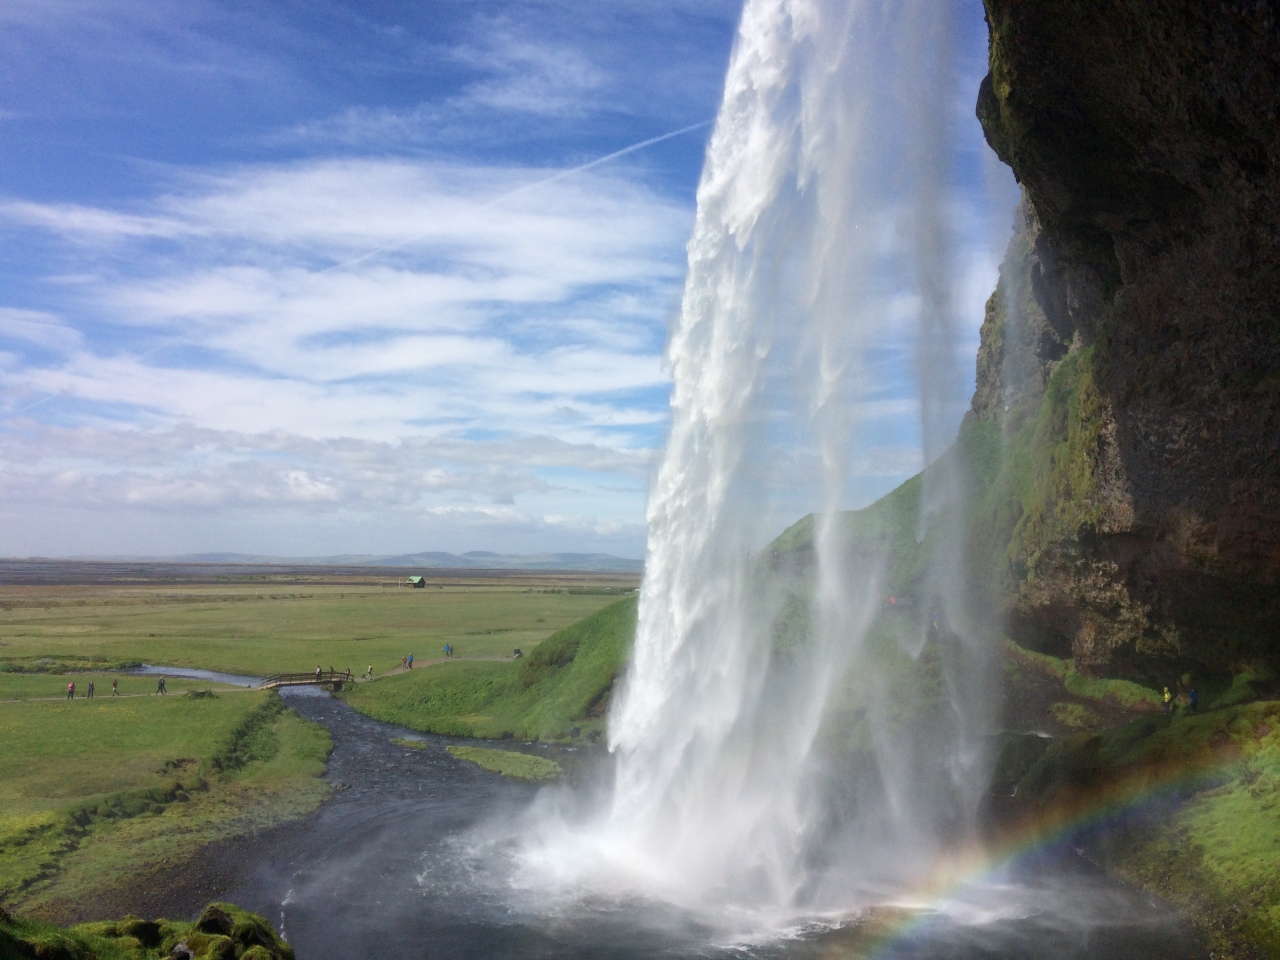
[518,0,996,928]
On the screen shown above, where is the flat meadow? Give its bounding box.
[0,568,636,677]
[0,561,637,921]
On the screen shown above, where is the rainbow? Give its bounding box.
[832,730,1250,958]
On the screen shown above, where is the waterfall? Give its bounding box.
[513,0,995,927]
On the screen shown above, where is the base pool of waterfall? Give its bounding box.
[219,693,1203,960]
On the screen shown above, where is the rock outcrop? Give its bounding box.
[0,902,293,960]
[970,1,1280,679]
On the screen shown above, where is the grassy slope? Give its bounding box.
[1012,701,1280,958]
[1003,637,1162,709]
[770,417,1005,603]
[0,585,622,677]
[339,596,636,742]
[0,691,330,916]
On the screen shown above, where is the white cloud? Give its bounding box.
[0,308,83,351]
[0,200,190,241]
[0,422,651,514]
[454,30,609,117]
[0,151,687,554]
[0,156,687,441]
[0,421,653,556]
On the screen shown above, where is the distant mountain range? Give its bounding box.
[69,551,643,572]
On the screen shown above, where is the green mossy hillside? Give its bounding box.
[338,597,636,741]
[768,418,1004,606]
[1010,701,1280,958]
[1,901,292,960]
[1004,638,1161,710]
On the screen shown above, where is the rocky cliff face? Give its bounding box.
[970,0,1280,680]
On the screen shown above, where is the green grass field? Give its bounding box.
[340,596,636,741]
[0,581,630,678]
[0,690,331,918]
[446,746,563,782]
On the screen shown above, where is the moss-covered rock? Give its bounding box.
[0,902,292,960]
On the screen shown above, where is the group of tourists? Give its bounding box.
[315,666,353,681]
[400,654,415,670]
[65,678,125,698]
[442,644,454,658]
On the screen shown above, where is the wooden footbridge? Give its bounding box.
[259,672,355,691]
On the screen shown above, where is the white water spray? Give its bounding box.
[514,0,995,927]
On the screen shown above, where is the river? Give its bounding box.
[175,689,1209,960]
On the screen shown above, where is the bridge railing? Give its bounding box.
[259,672,354,689]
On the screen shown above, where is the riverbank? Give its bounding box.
[0,690,331,923]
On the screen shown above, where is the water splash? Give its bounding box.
[514,0,996,929]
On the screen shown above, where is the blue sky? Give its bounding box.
[0,0,1013,559]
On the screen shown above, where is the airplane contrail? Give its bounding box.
[320,119,713,275]
[12,394,56,414]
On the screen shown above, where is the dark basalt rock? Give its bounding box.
[972,0,1280,677]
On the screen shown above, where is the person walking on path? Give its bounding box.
[1163,687,1172,714]
[66,681,75,700]
[1189,688,1199,712]
[156,676,167,695]
[87,680,94,698]
[401,656,407,671]
[316,665,323,681]
[111,678,119,696]
[365,665,373,680]
[408,654,414,669]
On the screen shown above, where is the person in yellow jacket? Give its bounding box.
[1163,687,1173,714]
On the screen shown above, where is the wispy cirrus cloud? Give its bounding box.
[0,308,83,352]
[453,29,609,117]
[0,151,692,555]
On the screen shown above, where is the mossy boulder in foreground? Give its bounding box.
[0,901,293,960]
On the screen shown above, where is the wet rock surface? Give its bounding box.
[971,0,1280,678]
